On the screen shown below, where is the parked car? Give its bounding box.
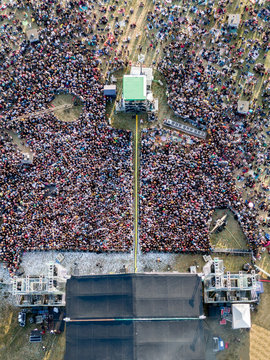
[18,312,26,327]
[213,337,225,352]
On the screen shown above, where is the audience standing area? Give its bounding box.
[64,273,205,360]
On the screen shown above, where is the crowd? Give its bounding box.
[0,0,133,274]
[140,0,269,254]
[0,0,270,273]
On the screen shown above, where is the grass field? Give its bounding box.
[50,94,83,123]
[210,209,248,250]
[0,303,65,360]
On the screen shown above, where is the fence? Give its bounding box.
[212,248,252,256]
[164,119,207,139]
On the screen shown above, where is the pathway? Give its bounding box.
[134,115,139,273]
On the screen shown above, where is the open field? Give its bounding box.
[50,94,83,123]
[210,209,248,250]
[0,303,65,360]
[250,324,270,360]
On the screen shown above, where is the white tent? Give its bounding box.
[232,304,251,329]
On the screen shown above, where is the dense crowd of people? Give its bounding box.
[0,0,133,274]
[0,0,269,273]
[140,0,269,254]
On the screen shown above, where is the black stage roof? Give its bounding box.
[65,273,205,360]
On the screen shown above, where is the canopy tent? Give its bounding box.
[103,85,116,97]
[232,304,251,329]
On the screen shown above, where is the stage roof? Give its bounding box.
[66,320,205,360]
[123,75,146,101]
[66,273,203,319]
[65,273,205,360]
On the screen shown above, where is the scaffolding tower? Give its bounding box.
[204,258,261,304]
[12,262,69,307]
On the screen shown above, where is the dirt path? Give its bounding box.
[250,324,270,360]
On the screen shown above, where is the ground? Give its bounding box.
[50,94,83,123]
[1,0,270,359]
[0,302,65,360]
[210,209,248,250]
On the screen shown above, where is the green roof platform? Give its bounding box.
[123,75,146,101]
